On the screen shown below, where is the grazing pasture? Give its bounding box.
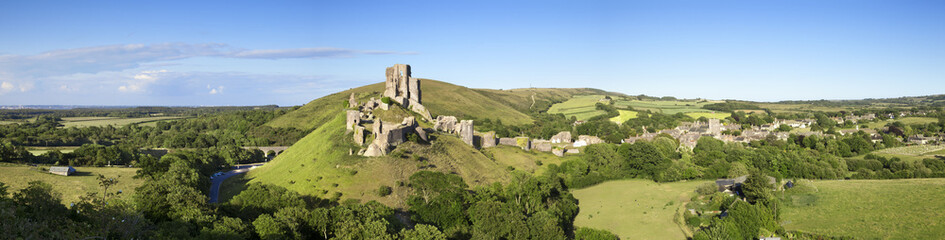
[573,179,709,240]
[756,103,855,114]
[0,164,143,204]
[861,117,939,129]
[548,95,609,121]
[609,110,639,124]
[614,99,717,115]
[781,179,945,239]
[851,145,945,163]
[60,116,187,127]
[26,146,80,156]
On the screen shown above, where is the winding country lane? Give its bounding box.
[209,163,264,203]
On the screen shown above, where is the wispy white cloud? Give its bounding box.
[0,43,412,95]
[119,70,167,93]
[0,82,13,92]
[208,85,224,95]
[0,43,392,104]
[0,43,411,77]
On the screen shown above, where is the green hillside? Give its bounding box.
[266,79,610,130]
[244,110,515,208]
[245,79,616,208]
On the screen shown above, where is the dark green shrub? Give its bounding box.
[377,185,392,197]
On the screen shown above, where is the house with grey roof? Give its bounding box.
[49,166,76,176]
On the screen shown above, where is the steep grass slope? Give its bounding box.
[248,79,611,208]
[246,110,513,208]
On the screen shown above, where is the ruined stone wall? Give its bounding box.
[533,139,552,152]
[481,132,496,148]
[459,120,474,146]
[550,131,572,143]
[434,116,458,133]
[346,110,361,130]
[498,138,517,146]
[384,64,411,102]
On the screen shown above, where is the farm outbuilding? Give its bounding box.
[49,166,76,176]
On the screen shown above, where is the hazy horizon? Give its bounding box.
[2,1,943,106]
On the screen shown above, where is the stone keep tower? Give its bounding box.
[384,64,421,106]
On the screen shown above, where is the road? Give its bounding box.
[209,163,264,203]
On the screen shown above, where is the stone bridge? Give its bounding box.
[242,146,290,157]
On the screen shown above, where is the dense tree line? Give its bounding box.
[0,109,304,148]
[847,154,945,179]
[702,102,763,112]
[0,109,307,165]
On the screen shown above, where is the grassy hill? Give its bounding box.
[238,79,616,208]
[781,179,945,239]
[243,110,515,208]
[238,78,647,209]
[266,79,610,130]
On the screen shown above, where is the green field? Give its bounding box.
[614,99,718,115]
[861,117,939,129]
[27,146,79,155]
[855,145,945,162]
[609,110,639,124]
[756,103,855,114]
[548,95,609,121]
[573,179,709,240]
[0,165,143,204]
[684,112,729,120]
[781,179,945,239]
[60,116,187,127]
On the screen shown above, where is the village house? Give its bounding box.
[49,166,76,176]
[908,135,937,145]
[715,175,777,194]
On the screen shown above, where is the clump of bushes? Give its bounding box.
[377,185,393,197]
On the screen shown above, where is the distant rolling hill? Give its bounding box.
[241,79,607,207]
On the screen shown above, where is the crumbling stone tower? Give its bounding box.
[384,64,421,106]
[383,64,432,122]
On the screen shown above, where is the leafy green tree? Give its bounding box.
[622,141,671,180]
[253,214,286,240]
[693,220,742,240]
[200,217,250,239]
[1,181,85,239]
[467,200,528,239]
[407,171,470,235]
[574,227,619,240]
[741,170,774,204]
[227,183,306,219]
[400,224,448,240]
[728,162,751,178]
[527,211,567,240]
[694,136,724,154]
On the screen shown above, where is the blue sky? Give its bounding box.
[1,0,943,106]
